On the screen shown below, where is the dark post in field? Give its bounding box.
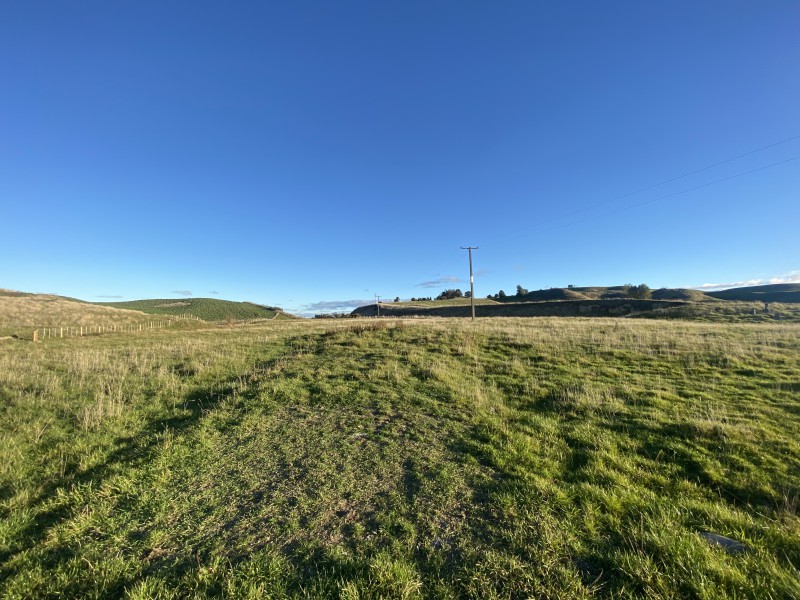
[461,246,478,321]
[375,294,381,318]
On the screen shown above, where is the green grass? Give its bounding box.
[632,300,800,323]
[1,318,798,598]
[96,298,280,321]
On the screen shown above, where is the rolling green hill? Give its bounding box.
[705,283,800,303]
[96,298,282,321]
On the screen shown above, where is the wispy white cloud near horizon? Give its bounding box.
[690,270,800,292]
[298,299,373,316]
[415,275,461,288]
[171,290,194,296]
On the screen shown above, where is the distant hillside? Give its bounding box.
[0,289,90,303]
[352,284,783,320]
[354,299,685,318]
[705,283,800,303]
[651,288,714,302]
[501,288,591,302]
[96,298,282,321]
[493,286,714,303]
[0,288,35,298]
[566,286,627,300]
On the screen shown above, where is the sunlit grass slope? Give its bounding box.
[96,298,279,321]
[1,319,798,598]
[0,293,158,337]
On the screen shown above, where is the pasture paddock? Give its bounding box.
[0,318,798,598]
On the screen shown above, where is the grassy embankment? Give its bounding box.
[0,293,171,339]
[1,316,798,598]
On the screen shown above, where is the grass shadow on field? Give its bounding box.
[531,381,796,510]
[0,357,275,588]
[624,419,789,508]
[438,371,800,596]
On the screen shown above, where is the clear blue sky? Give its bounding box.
[2,2,798,316]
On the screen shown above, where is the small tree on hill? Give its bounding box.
[516,285,528,296]
[623,283,652,299]
[632,284,652,299]
[436,289,463,300]
[497,290,507,299]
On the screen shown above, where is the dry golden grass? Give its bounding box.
[0,295,154,331]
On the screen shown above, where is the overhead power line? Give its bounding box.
[494,154,800,244]
[480,133,800,247]
[409,134,799,292]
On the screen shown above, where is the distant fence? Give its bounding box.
[31,315,200,341]
[173,313,202,321]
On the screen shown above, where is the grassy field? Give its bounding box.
[95,298,282,322]
[0,318,798,598]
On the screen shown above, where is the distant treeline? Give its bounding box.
[487,283,653,300]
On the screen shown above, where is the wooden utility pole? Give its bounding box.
[461,246,478,321]
[375,294,381,317]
